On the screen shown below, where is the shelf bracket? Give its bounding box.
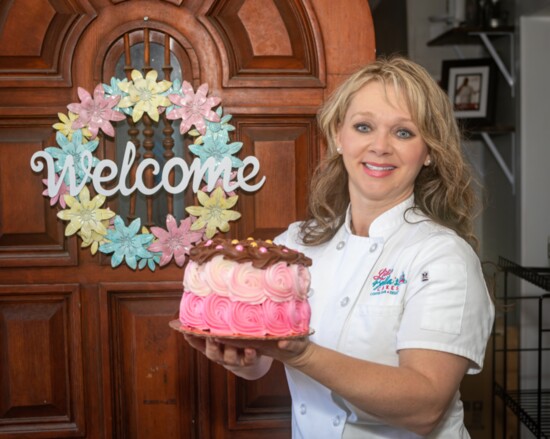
[479,131,515,193]
[470,31,515,95]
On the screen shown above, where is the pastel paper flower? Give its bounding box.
[98,216,155,270]
[44,130,99,186]
[57,186,115,239]
[138,226,161,271]
[189,135,244,180]
[53,112,92,141]
[148,215,203,266]
[42,174,69,208]
[68,84,126,138]
[167,81,221,135]
[201,171,237,197]
[117,70,172,122]
[163,78,183,114]
[78,216,111,255]
[103,77,133,116]
[190,107,235,145]
[185,187,241,239]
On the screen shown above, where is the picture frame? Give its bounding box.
[440,58,497,127]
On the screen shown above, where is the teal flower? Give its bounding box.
[99,216,155,270]
[190,107,235,145]
[138,227,162,271]
[44,130,99,186]
[189,135,244,180]
[103,77,133,116]
[163,78,183,115]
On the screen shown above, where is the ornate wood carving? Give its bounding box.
[0,0,97,87]
[0,284,85,436]
[201,0,325,87]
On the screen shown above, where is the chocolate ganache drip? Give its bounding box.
[189,237,312,269]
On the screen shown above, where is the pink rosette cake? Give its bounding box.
[178,237,312,337]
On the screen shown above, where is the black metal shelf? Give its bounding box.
[493,257,550,439]
[494,384,550,438]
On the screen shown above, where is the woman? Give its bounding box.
[184,56,495,438]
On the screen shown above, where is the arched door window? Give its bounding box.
[102,29,199,227]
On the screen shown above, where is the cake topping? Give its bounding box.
[189,237,312,269]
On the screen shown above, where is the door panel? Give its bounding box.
[0,284,85,437]
[0,1,374,437]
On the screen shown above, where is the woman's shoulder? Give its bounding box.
[405,219,480,268]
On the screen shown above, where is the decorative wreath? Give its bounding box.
[37,70,247,271]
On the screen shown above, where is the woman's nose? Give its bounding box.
[367,131,392,155]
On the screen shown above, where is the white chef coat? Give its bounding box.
[275,196,495,439]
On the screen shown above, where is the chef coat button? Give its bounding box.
[336,241,345,250]
[369,243,378,253]
[300,403,307,415]
[333,415,341,426]
[340,296,349,307]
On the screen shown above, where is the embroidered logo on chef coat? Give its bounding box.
[370,268,407,295]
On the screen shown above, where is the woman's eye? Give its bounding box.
[353,123,371,133]
[396,129,414,139]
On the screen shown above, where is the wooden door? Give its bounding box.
[0,1,374,438]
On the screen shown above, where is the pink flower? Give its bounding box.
[201,171,237,197]
[149,215,204,267]
[42,175,69,208]
[167,81,221,135]
[68,84,126,138]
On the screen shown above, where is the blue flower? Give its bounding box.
[99,216,155,270]
[103,77,133,116]
[189,135,244,179]
[191,107,235,145]
[164,78,183,115]
[44,130,99,186]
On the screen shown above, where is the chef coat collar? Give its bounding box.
[344,195,424,240]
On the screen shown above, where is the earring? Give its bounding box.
[336,147,342,154]
[425,158,432,166]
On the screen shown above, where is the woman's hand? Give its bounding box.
[183,334,274,380]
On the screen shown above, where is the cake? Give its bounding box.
[178,237,312,337]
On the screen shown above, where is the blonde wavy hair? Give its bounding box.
[300,56,480,250]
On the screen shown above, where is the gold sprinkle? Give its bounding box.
[265,239,273,244]
[250,242,258,247]
[231,239,239,244]
[247,237,254,241]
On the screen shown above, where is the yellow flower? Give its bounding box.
[185,187,241,239]
[78,218,110,255]
[118,70,171,122]
[53,112,92,141]
[57,186,116,240]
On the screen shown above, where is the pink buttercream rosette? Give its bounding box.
[228,301,266,336]
[202,294,232,334]
[179,292,209,330]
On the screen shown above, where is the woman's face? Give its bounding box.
[336,81,430,211]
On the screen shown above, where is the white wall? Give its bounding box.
[519,7,550,267]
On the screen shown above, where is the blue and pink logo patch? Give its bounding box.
[370,268,407,296]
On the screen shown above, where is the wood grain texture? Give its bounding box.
[0,1,374,436]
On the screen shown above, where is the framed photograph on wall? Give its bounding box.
[441,58,497,127]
